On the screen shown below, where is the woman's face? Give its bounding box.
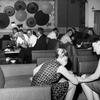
[13,29,18,34]
[27,30,32,37]
[57,48,67,57]
[92,41,100,55]
[67,31,73,36]
[60,56,68,66]
[57,48,64,56]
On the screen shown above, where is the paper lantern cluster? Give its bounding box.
[0,0,55,29]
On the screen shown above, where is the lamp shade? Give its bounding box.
[4,6,15,17]
[27,2,39,14]
[0,13,10,29]
[34,10,49,26]
[15,10,27,22]
[14,0,26,11]
[26,17,36,27]
[39,2,53,14]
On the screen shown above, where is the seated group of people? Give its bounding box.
[9,27,59,63]
[31,39,100,100]
[0,26,100,100]
[59,27,100,49]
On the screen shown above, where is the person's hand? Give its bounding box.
[71,75,79,85]
[81,74,87,79]
[68,71,73,74]
[76,74,87,83]
[76,76,83,83]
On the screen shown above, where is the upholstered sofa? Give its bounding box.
[0,64,51,100]
[0,49,98,100]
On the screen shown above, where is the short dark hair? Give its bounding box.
[38,27,44,34]
[52,27,58,31]
[12,27,19,32]
[33,31,36,36]
[27,29,32,32]
[19,29,24,33]
[52,27,59,37]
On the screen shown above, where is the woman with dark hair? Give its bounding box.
[31,48,78,100]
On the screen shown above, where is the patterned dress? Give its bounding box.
[31,59,69,100]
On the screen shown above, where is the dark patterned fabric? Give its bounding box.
[31,59,69,100]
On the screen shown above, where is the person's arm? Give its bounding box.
[78,59,100,83]
[57,65,78,85]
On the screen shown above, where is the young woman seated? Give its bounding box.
[31,48,78,100]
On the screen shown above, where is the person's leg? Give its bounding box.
[64,81,76,100]
[93,91,100,100]
[81,83,94,100]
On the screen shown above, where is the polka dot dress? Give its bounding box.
[31,59,69,100]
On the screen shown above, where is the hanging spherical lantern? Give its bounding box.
[14,0,26,11]
[0,13,10,29]
[26,17,36,27]
[3,6,15,17]
[34,10,49,26]
[39,2,53,14]
[27,2,39,14]
[15,10,27,22]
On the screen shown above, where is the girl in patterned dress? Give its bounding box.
[31,48,78,100]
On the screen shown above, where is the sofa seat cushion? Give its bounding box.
[5,75,32,88]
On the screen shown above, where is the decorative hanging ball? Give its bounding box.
[39,2,53,14]
[14,0,26,11]
[26,17,36,27]
[27,2,39,14]
[3,6,15,17]
[0,13,10,29]
[34,10,49,26]
[15,10,27,22]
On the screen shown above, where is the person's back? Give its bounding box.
[31,59,61,86]
[31,58,69,100]
[47,38,59,50]
[34,34,47,50]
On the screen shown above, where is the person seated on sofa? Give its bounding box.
[31,48,78,100]
[26,29,37,48]
[77,40,100,100]
[10,27,19,41]
[47,28,59,50]
[15,29,31,63]
[33,27,47,50]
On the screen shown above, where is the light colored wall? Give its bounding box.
[85,0,100,27]
[0,0,56,35]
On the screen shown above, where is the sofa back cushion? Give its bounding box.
[1,64,36,77]
[78,61,98,75]
[76,49,93,56]
[32,50,56,63]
